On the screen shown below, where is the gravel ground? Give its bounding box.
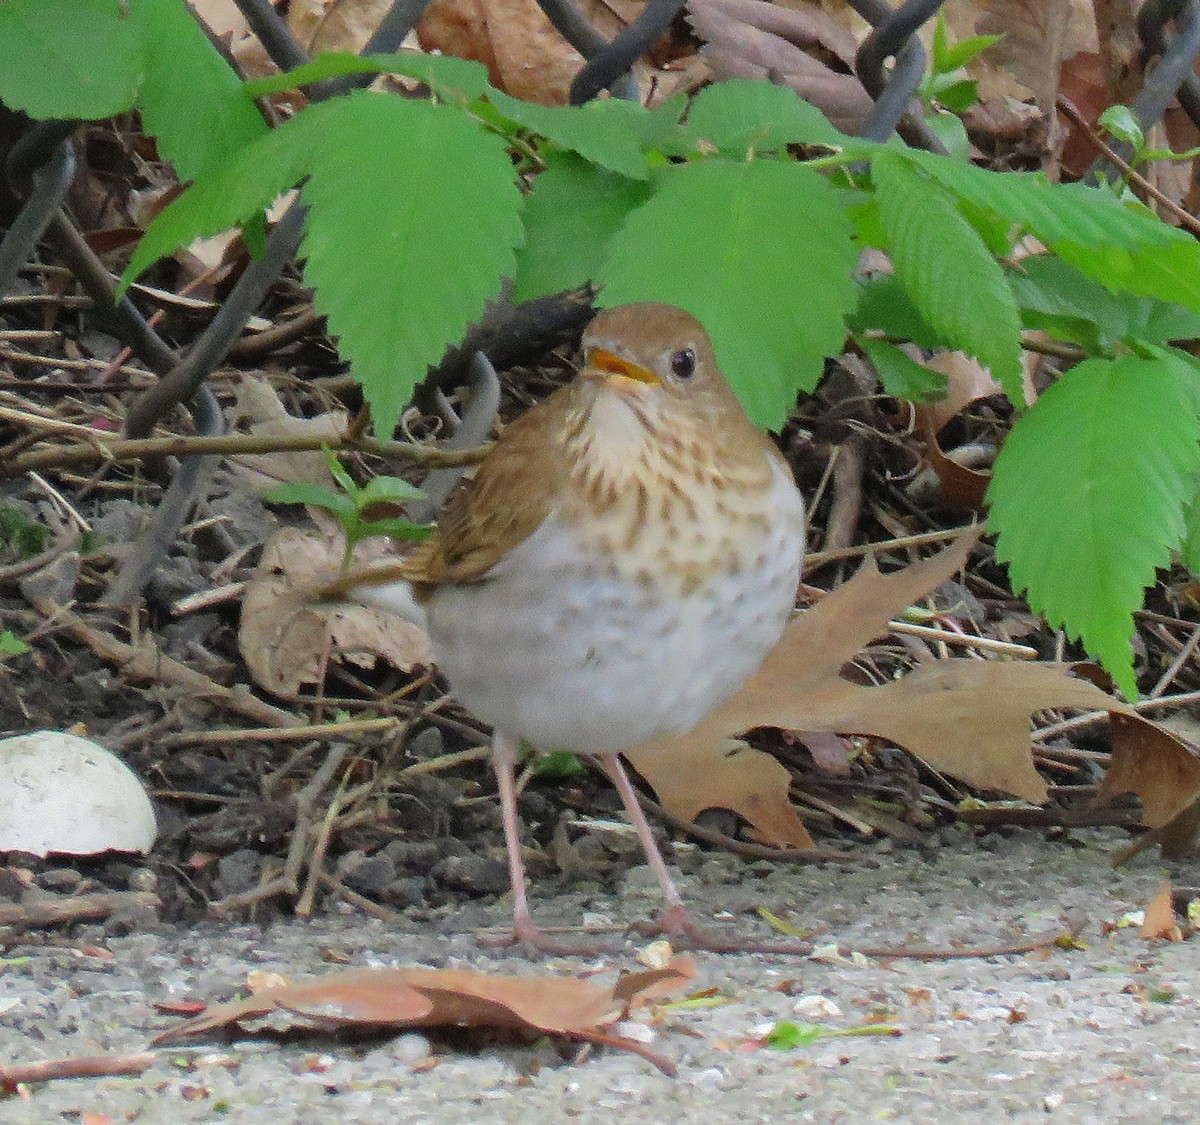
[1,830,1196,1124]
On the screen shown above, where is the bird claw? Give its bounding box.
[477,919,622,957]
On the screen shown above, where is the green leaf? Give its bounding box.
[900,149,1200,316]
[265,481,354,514]
[1098,105,1144,152]
[928,77,979,114]
[685,79,853,154]
[597,160,858,429]
[513,152,651,303]
[849,275,946,350]
[1011,256,1200,349]
[1182,490,1200,576]
[358,475,426,505]
[765,1021,829,1050]
[859,338,948,402]
[987,350,1200,699]
[134,0,268,181]
[296,93,522,440]
[0,0,143,118]
[872,150,1024,402]
[322,444,358,497]
[489,92,650,179]
[531,750,585,780]
[356,517,433,542]
[244,51,493,102]
[122,111,319,290]
[0,631,29,659]
[923,110,972,161]
[936,33,1003,74]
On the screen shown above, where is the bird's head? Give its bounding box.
[573,303,741,432]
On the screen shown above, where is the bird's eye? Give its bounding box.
[670,348,696,380]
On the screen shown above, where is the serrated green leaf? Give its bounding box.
[859,338,948,402]
[489,92,650,179]
[0,0,143,118]
[122,110,319,289]
[133,0,267,181]
[296,92,522,439]
[513,152,651,303]
[597,160,857,429]
[988,350,1200,698]
[849,275,946,349]
[685,79,852,155]
[265,482,353,513]
[1182,491,1200,576]
[243,51,493,102]
[1011,256,1200,348]
[872,150,1023,401]
[901,148,1200,316]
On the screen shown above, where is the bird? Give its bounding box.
[328,302,806,948]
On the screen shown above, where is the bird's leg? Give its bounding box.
[486,731,619,955]
[603,752,696,940]
[490,728,540,944]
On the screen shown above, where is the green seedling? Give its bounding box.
[265,446,431,570]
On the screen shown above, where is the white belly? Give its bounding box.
[425,461,805,753]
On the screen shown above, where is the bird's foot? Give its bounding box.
[478,916,622,957]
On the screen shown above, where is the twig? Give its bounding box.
[0,1052,155,1087]
[1148,623,1200,698]
[0,891,160,928]
[30,597,301,729]
[803,526,973,567]
[316,870,402,923]
[0,430,491,479]
[159,717,403,749]
[887,621,1037,658]
[1033,690,1200,741]
[1056,95,1200,238]
[169,581,247,617]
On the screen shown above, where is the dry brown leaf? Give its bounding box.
[190,0,250,40]
[418,0,651,105]
[1099,711,1200,834]
[629,530,1128,833]
[224,376,347,494]
[1139,881,1183,942]
[240,529,432,695]
[919,351,1007,431]
[944,0,1094,112]
[151,960,695,1071]
[687,0,874,134]
[631,739,815,848]
[288,0,394,54]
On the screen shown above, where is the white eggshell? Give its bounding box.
[0,731,157,857]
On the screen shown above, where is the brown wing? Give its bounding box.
[328,391,569,602]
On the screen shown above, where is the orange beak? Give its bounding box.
[583,347,660,386]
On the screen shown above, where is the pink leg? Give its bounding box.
[491,729,540,942]
[602,753,695,938]
[487,731,620,954]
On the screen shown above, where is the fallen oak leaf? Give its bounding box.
[629,530,1129,836]
[1099,711,1200,830]
[151,961,695,1074]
